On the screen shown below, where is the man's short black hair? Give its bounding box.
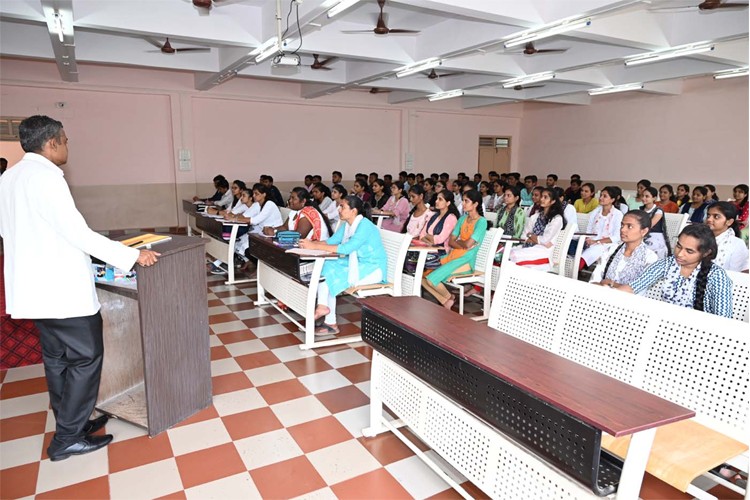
[217,178,230,189]
[19,115,64,153]
[266,175,274,183]
[332,170,342,177]
[524,175,537,183]
[384,174,393,181]
[571,174,581,181]
[547,174,558,181]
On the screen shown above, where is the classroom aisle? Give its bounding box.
[0,274,737,499]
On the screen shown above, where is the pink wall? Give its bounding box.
[517,76,749,186]
[0,83,175,186]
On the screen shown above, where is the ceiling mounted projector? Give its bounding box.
[273,54,300,67]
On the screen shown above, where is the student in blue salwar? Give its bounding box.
[421,189,488,311]
[299,196,387,335]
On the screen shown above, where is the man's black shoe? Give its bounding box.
[83,415,109,434]
[48,434,113,462]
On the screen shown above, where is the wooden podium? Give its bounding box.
[94,235,211,436]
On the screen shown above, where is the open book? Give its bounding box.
[121,233,172,249]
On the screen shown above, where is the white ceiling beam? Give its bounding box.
[534,93,592,105]
[641,79,683,95]
[41,0,78,82]
[461,96,517,108]
[386,91,429,104]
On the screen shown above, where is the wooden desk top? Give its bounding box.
[361,296,695,437]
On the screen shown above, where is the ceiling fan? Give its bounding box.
[311,54,337,70]
[145,38,210,54]
[352,87,393,94]
[512,84,545,90]
[649,0,748,11]
[342,0,420,35]
[423,69,462,79]
[511,42,569,55]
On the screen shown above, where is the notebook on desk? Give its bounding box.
[121,233,172,249]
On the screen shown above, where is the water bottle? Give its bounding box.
[105,265,115,281]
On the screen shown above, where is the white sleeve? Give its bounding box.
[539,215,563,246]
[729,238,750,272]
[609,209,623,244]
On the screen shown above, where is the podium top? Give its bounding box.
[117,234,205,257]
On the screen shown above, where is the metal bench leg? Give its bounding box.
[617,427,656,500]
[362,351,387,437]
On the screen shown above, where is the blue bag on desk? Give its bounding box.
[276,231,301,247]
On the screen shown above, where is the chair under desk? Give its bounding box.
[359,296,694,500]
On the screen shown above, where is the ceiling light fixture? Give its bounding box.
[588,82,643,95]
[54,12,64,43]
[624,44,714,66]
[396,58,441,78]
[327,0,359,18]
[428,89,464,101]
[504,18,591,49]
[252,37,280,63]
[501,72,555,88]
[215,70,238,84]
[713,67,749,80]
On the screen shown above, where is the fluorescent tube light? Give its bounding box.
[328,0,359,18]
[504,19,591,48]
[215,70,238,84]
[396,58,441,78]
[251,37,279,62]
[502,72,555,88]
[54,13,64,42]
[588,83,643,95]
[428,89,464,101]
[624,44,714,66]
[713,68,748,80]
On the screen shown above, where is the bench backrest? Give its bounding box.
[644,269,749,322]
[473,227,504,279]
[488,263,749,442]
[378,229,413,296]
[279,206,292,224]
[663,212,688,250]
[576,212,590,233]
[484,211,498,228]
[550,221,576,276]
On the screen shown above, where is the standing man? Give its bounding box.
[0,116,159,461]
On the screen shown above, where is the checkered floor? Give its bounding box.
[0,274,737,499]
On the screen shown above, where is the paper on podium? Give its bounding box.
[121,233,172,249]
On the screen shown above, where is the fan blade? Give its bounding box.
[387,29,420,34]
[710,1,749,7]
[314,66,333,70]
[144,37,164,49]
[534,49,568,54]
[320,57,337,66]
[174,48,211,53]
[522,84,545,89]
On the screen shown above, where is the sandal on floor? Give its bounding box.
[315,324,340,336]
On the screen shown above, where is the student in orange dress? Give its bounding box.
[656,184,679,214]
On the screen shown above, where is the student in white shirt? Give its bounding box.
[705,202,749,272]
[226,183,283,270]
[0,115,159,462]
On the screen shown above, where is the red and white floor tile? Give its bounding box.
[0,275,737,499]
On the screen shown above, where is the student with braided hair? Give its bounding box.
[590,210,658,287]
[640,186,669,259]
[615,224,733,318]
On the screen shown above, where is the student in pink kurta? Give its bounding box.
[378,181,410,233]
[417,191,460,252]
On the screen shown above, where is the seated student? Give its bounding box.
[564,175,582,204]
[704,184,720,204]
[422,177,437,207]
[378,181,410,232]
[640,186,670,259]
[422,190,488,310]
[733,184,748,241]
[545,174,558,189]
[572,186,625,271]
[351,178,372,203]
[201,177,232,209]
[520,175,537,207]
[705,202,749,272]
[304,174,314,192]
[312,174,322,184]
[207,179,246,216]
[402,185,433,238]
[479,181,492,209]
[554,187,578,234]
[417,191,460,252]
[680,185,711,223]
[627,179,651,210]
[574,182,599,213]
[509,187,566,271]
[493,185,526,265]
[656,184,679,213]
[370,178,389,210]
[615,225,733,318]
[260,175,285,207]
[262,187,332,241]
[528,186,544,216]
[368,171,378,186]
[676,183,691,207]
[486,180,505,212]
[311,183,339,226]
[614,189,630,214]
[300,196,387,335]
[226,183,283,270]
[331,170,344,189]
[193,174,226,203]
[590,210,659,287]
